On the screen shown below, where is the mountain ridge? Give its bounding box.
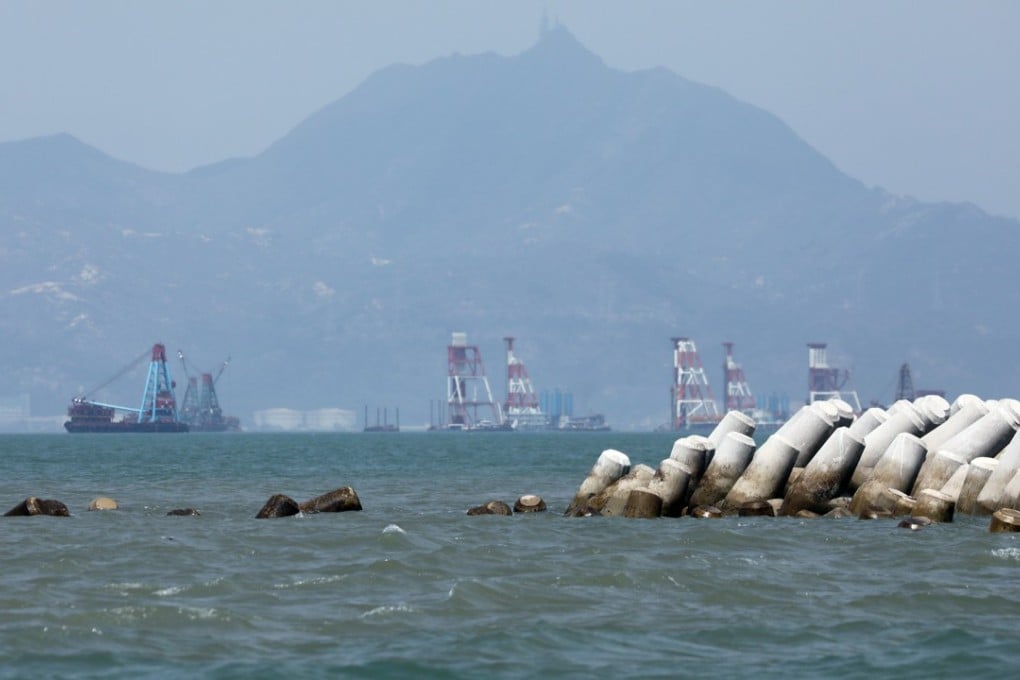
[1,27,1017,429]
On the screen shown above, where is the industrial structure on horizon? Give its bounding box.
[669,336,793,434]
[64,343,190,433]
[177,351,241,432]
[363,405,399,432]
[806,342,862,413]
[670,336,722,433]
[441,332,609,431]
[503,336,547,430]
[445,332,504,430]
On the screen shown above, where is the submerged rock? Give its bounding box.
[167,508,201,516]
[858,506,894,520]
[988,507,1020,533]
[300,486,362,513]
[738,500,775,517]
[4,497,70,517]
[689,505,723,519]
[88,497,119,511]
[256,494,301,519]
[513,495,547,513]
[466,500,512,516]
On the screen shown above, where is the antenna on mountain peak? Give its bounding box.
[539,6,560,37]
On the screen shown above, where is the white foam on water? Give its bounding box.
[990,547,1020,561]
[107,606,151,623]
[275,574,346,589]
[360,603,414,619]
[179,606,220,620]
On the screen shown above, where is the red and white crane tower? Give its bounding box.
[672,336,721,431]
[446,332,503,429]
[503,337,548,430]
[722,341,757,413]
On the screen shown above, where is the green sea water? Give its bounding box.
[1,432,1019,678]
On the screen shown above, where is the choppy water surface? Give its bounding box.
[2,432,1019,678]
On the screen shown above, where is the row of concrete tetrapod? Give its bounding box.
[3,487,364,518]
[565,395,1020,532]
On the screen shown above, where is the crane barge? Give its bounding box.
[177,351,241,432]
[63,343,189,433]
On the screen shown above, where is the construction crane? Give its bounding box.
[503,337,548,430]
[671,336,721,432]
[64,343,188,432]
[74,345,177,421]
[895,363,916,402]
[176,350,240,432]
[446,332,505,430]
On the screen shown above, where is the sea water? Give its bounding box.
[1,432,1019,678]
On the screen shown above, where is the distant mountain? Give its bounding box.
[2,26,1018,430]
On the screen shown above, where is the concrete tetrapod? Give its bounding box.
[722,434,799,510]
[687,431,756,508]
[513,495,547,513]
[996,470,1020,512]
[781,428,865,516]
[668,436,710,492]
[876,488,914,515]
[938,463,971,503]
[828,399,856,428]
[849,432,927,515]
[989,507,1020,532]
[950,393,983,416]
[738,501,776,517]
[648,458,692,517]
[466,500,512,516]
[934,400,1020,464]
[773,404,836,468]
[783,467,804,497]
[893,493,917,517]
[886,399,920,418]
[812,400,840,426]
[920,395,989,455]
[954,458,998,515]
[975,431,1020,515]
[850,403,926,490]
[912,489,955,523]
[623,489,663,519]
[911,451,969,497]
[913,394,951,432]
[847,407,889,440]
[707,410,756,449]
[565,449,631,517]
[597,464,655,517]
[913,401,1020,495]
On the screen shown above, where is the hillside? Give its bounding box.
[2,26,1018,430]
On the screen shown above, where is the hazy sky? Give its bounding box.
[2,1,1018,218]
